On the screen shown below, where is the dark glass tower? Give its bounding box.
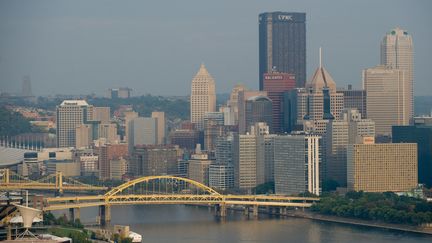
[259,12,306,90]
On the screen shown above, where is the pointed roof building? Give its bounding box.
[306,48,337,93]
[190,64,216,130]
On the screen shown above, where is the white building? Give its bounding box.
[274,134,321,196]
[190,64,216,130]
[381,27,413,120]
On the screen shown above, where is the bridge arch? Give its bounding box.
[104,175,221,198]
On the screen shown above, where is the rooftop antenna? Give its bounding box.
[319,47,322,69]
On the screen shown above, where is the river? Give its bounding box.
[54,204,432,243]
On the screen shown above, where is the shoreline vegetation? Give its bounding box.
[301,191,432,235]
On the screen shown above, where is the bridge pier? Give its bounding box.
[99,205,111,226]
[214,204,227,218]
[244,206,249,216]
[69,208,80,222]
[252,205,258,218]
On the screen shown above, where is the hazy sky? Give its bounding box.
[0,0,431,96]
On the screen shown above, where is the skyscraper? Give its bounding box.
[245,96,273,133]
[274,134,321,196]
[259,12,306,89]
[190,64,216,130]
[263,72,296,132]
[56,100,92,148]
[151,111,166,144]
[363,65,408,137]
[381,27,413,120]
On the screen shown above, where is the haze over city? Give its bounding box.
[0,0,431,96]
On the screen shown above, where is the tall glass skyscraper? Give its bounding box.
[259,12,306,90]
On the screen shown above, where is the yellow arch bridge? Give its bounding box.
[0,169,107,192]
[41,175,319,224]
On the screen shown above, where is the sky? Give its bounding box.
[0,0,431,96]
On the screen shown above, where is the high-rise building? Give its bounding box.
[98,123,119,144]
[97,143,128,180]
[238,90,268,134]
[299,50,344,135]
[190,64,216,130]
[128,117,157,153]
[188,147,212,186]
[347,142,417,192]
[363,65,409,137]
[259,12,306,89]
[393,119,432,187]
[203,112,225,152]
[337,85,367,119]
[227,84,247,125]
[110,157,128,180]
[75,124,92,149]
[131,145,178,176]
[107,87,132,99]
[324,109,375,187]
[245,96,273,133]
[381,27,413,120]
[274,134,321,196]
[262,72,296,132]
[209,163,234,191]
[233,129,265,192]
[56,100,92,148]
[169,129,201,151]
[151,111,166,144]
[91,107,111,123]
[215,133,234,164]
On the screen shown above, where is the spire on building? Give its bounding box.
[306,48,337,93]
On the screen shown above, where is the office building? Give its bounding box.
[274,134,321,196]
[215,133,234,164]
[337,85,367,119]
[152,111,166,144]
[263,72,296,132]
[381,27,413,120]
[238,90,268,134]
[110,157,128,180]
[128,117,157,153]
[245,96,273,133]
[91,107,111,123]
[227,84,247,125]
[131,145,178,176]
[233,129,265,191]
[347,142,417,192]
[56,100,92,148]
[98,143,128,180]
[77,153,98,176]
[75,124,92,149]
[190,64,216,130]
[209,163,234,191]
[188,146,212,186]
[393,120,432,187]
[363,65,409,137]
[299,50,344,135]
[108,87,132,99]
[45,160,80,177]
[203,112,225,152]
[98,123,119,144]
[169,129,201,151]
[259,12,306,89]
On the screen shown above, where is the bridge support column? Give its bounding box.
[244,206,249,216]
[69,208,75,222]
[252,205,258,218]
[99,205,111,226]
[214,204,226,218]
[75,208,80,221]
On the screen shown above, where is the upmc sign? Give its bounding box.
[278,15,293,21]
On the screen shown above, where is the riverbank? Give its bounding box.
[285,210,432,235]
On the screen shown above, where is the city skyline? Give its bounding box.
[0,0,431,96]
